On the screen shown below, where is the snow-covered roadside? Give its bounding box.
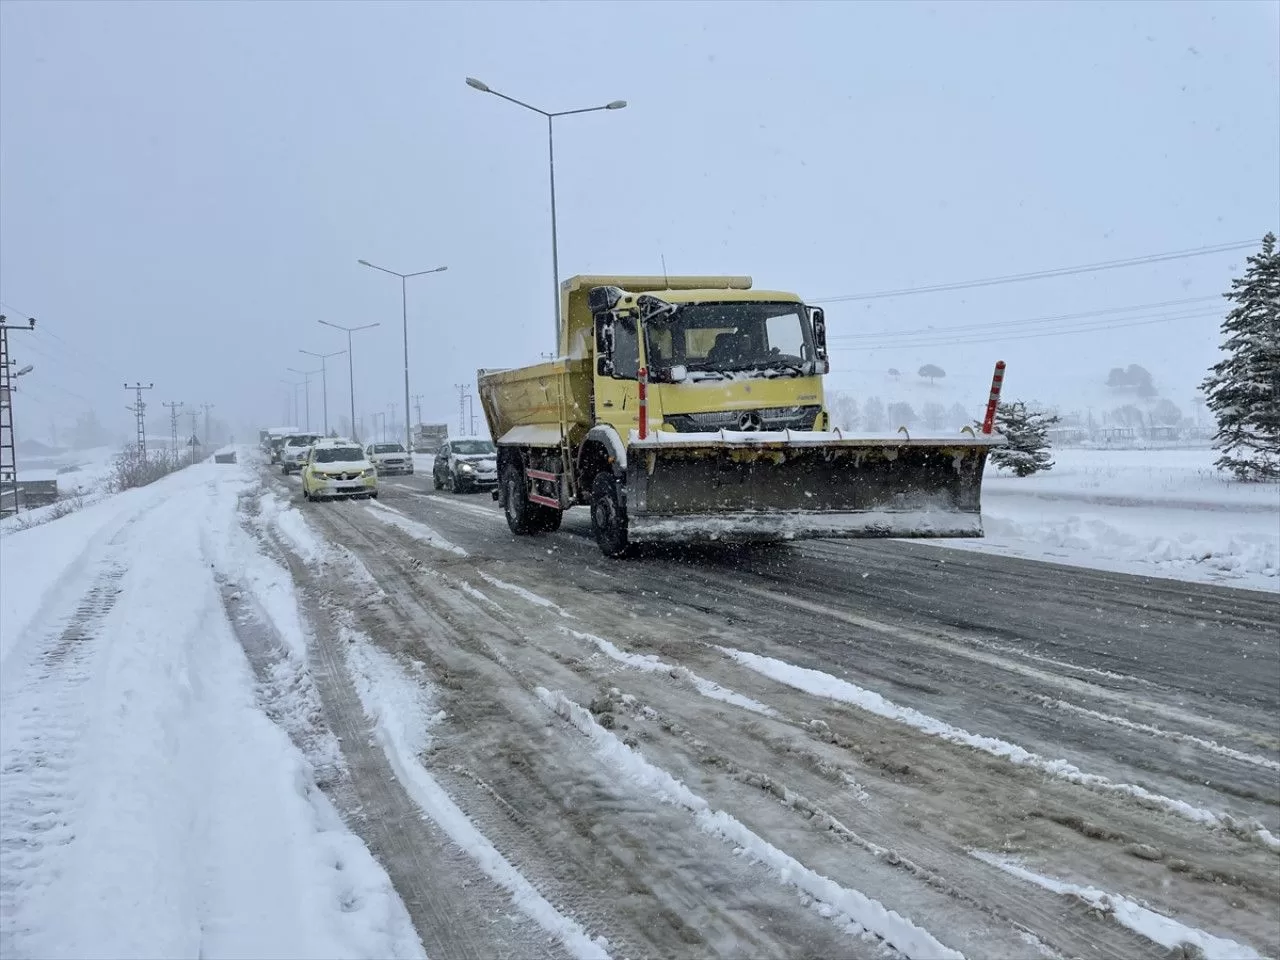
[936,448,1278,590]
[0,452,423,959]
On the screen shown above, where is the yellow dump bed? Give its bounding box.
[477,357,592,452]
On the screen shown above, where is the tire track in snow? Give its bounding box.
[722,647,1280,852]
[0,562,125,955]
[537,688,965,960]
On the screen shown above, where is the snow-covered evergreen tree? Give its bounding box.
[1201,232,1280,481]
[979,401,1060,477]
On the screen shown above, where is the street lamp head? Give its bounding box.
[606,100,627,110]
[465,77,491,93]
[15,364,33,377]
[357,259,371,266]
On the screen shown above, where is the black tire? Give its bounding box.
[369,491,378,500]
[591,472,629,558]
[281,465,289,475]
[445,470,456,493]
[302,487,311,502]
[501,462,535,535]
[532,507,563,533]
[432,471,442,490]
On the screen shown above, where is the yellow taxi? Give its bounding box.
[301,438,379,501]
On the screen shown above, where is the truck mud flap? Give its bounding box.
[624,441,991,542]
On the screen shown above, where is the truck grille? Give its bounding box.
[663,404,821,433]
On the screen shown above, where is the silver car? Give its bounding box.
[365,442,413,476]
[280,434,321,474]
[433,438,498,492]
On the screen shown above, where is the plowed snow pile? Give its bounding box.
[938,448,1278,589]
[0,452,423,959]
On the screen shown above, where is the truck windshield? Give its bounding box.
[452,440,495,455]
[646,301,812,379]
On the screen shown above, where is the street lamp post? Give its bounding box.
[319,320,380,442]
[465,77,626,351]
[279,379,303,426]
[287,367,320,432]
[357,259,447,455]
[300,348,346,435]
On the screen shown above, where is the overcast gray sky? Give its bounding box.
[2,0,1277,442]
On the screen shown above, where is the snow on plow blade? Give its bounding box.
[624,431,1001,543]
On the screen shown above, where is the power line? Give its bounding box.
[827,296,1221,342]
[812,240,1256,303]
[831,309,1220,352]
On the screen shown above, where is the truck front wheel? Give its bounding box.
[502,463,535,535]
[591,473,630,558]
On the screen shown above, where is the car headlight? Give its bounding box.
[459,463,474,472]
[362,468,376,478]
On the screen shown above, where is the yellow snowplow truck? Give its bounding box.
[477,275,1003,557]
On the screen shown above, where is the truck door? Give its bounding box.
[595,314,646,437]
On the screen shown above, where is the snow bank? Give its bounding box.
[721,648,1279,851]
[343,630,609,960]
[939,448,1279,590]
[0,459,423,959]
[538,687,963,960]
[1,468,173,667]
[972,852,1265,960]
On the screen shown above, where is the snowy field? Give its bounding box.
[937,448,1279,591]
[0,451,423,958]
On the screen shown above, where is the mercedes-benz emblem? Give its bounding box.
[738,411,763,431]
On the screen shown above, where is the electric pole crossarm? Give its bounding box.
[124,382,155,461]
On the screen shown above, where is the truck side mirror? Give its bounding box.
[810,306,830,373]
[594,315,615,377]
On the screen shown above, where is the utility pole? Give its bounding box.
[201,402,215,448]
[162,401,184,460]
[187,409,199,465]
[412,393,424,432]
[0,314,36,515]
[124,381,155,461]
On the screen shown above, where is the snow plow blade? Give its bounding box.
[624,431,1001,543]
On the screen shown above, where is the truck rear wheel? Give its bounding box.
[502,462,535,535]
[591,473,630,558]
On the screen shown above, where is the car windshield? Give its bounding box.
[452,440,494,455]
[313,446,364,464]
[287,435,318,446]
[373,444,405,453]
[646,301,812,379]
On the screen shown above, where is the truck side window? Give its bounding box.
[613,317,639,380]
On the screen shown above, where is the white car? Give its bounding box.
[280,434,321,474]
[365,442,413,476]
